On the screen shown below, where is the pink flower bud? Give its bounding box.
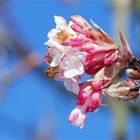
[68,107,86,128]
[69,80,103,128]
[92,80,104,91]
[70,16,94,39]
[77,81,93,105]
[77,80,103,105]
[81,43,118,75]
[86,92,101,112]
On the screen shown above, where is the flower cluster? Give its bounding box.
[44,15,140,128]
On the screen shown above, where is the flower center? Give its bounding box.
[57,31,69,42]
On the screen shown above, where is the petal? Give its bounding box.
[76,52,86,63]
[50,54,61,67]
[55,71,65,81]
[66,27,76,35]
[64,63,84,78]
[64,78,79,94]
[54,16,68,30]
[49,47,62,57]
[78,62,84,73]
[60,57,70,69]
[44,40,53,46]
[68,21,73,27]
[47,40,64,51]
[49,47,63,67]
[68,107,86,128]
[64,68,80,78]
[64,47,75,56]
[72,81,80,94]
[62,55,84,78]
[54,42,64,51]
[47,28,60,39]
[60,54,76,69]
[45,40,62,50]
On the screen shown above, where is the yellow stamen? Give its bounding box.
[57,31,69,42]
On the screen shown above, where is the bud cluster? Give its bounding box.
[44,15,140,128]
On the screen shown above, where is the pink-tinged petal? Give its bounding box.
[64,78,79,94]
[50,54,61,67]
[60,53,78,70]
[68,107,86,128]
[64,67,84,78]
[76,52,86,63]
[60,54,84,78]
[70,16,94,39]
[54,71,65,81]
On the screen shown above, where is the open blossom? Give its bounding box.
[44,15,140,128]
[45,16,76,50]
[60,48,85,78]
[44,16,86,82]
